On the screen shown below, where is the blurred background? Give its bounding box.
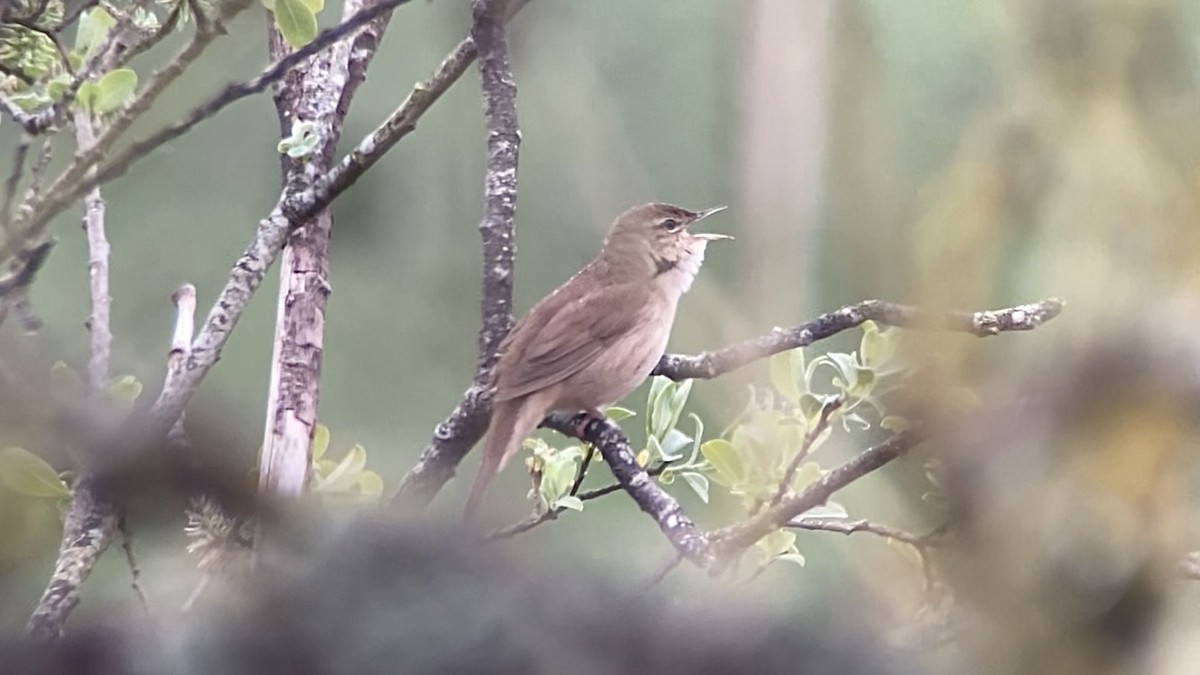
[2,0,1200,672]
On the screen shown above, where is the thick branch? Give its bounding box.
[653,298,1065,380]
[544,413,715,567]
[257,0,396,506]
[393,0,525,507]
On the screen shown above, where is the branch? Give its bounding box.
[393,0,529,507]
[487,462,671,540]
[257,0,398,507]
[653,298,1065,380]
[711,432,918,564]
[543,412,716,568]
[769,395,843,508]
[25,475,119,639]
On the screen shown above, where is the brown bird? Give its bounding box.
[464,203,730,518]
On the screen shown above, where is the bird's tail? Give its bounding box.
[463,397,545,521]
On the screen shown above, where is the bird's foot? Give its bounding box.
[570,408,607,439]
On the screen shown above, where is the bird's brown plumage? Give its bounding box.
[464,203,729,518]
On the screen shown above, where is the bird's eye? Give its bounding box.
[660,218,682,232]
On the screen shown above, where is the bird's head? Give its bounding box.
[600,203,731,289]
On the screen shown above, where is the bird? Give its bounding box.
[464,202,730,518]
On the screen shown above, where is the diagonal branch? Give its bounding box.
[653,298,1065,381]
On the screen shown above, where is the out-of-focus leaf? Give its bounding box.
[554,495,583,511]
[776,553,807,567]
[0,446,71,498]
[50,361,83,401]
[76,7,115,56]
[800,501,848,519]
[92,68,138,114]
[107,374,142,407]
[604,406,636,422]
[355,470,383,498]
[701,439,743,487]
[314,444,366,492]
[880,415,909,432]
[312,424,330,461]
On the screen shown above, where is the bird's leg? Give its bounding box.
[567,409,606,495]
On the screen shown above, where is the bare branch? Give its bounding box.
[76,112,110,394]
[393,0,530,507]
[653,298,1065,381]
[117,515,152,621]
[25,475,119,639]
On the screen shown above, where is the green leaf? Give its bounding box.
[554,495,583,511]
[76,7,116,56]
[850,366,876,397]
[657,468,675,485]
[300,0,323,12]
[635,448,650,467]
[768,348,796,401]
[92,68,138,114]
[681,471,709,503]
[880,415,909,433]
[75,81,100,111]
[860,321,896,368]
[107,375,143,407]
[355,470,383,498]
[313,443,366,492]
[273,0,318,48]
[0,446,71,498]
[659,428,691,461]
[776,552,807,568]
[312,424,330,461]
[604,406,636,422]
[665,379,694,434]
[791,461,822,491]
[50,361,84,401]
[798,393,823,423]
[700,439,743,487]
[685,412,705,465]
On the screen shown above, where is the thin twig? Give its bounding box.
[769,395,844,508]
[117,514,151,620]
[641,551,684,590]
[710,432,918,568]
[487,462,670,540]
[653,298,1066,381]
[2,135,31,231]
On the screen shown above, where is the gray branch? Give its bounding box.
[393,0,525,507]
[654,297,1065,380]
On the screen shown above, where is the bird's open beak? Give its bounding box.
[689,205,733,241]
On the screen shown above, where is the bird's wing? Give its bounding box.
[494,281,654,402]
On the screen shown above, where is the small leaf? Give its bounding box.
[850,367,876,397]
[798,393,823,423]
[664,379,694,435]
[92,68,138,114]
[659,428,691,461]
[860,321,896,368]
[75,81,100,111]
[273,0,318,48]
[880,416,909,432]
[355,470,383,498]
[701,439,744,486]
[791,462,822,491]
[604,406,636,422]
[50,361,84,401]
[841,412,871,432]
[769,351,800,403]
[658,468,675,485]
[299,0,324,12]
[776,552,807,567]
[554,495,583,511]
[0,446,71,498]
[76,7,116,56]
[107,375,143,407]
[313,444,366,492]
[635,449,650,467]
[312,424,330,461]
[681,471,709,503]
[685,412,705,465]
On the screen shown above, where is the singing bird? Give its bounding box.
[464,203,730,518]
